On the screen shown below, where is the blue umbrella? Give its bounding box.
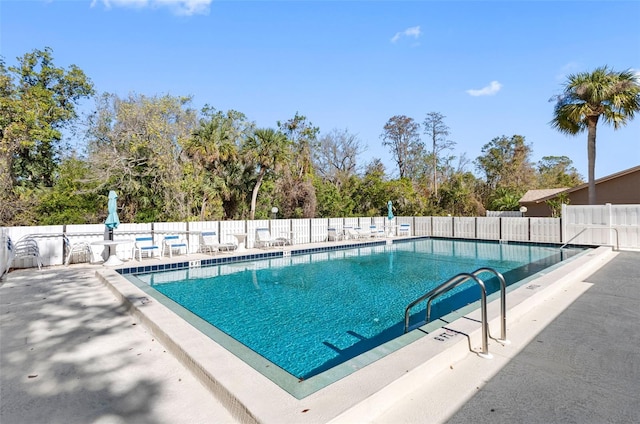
[387,200,394,221]
[105,191,120,231]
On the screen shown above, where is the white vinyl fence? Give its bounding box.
[2,204,638,271]
[562,204,640,250]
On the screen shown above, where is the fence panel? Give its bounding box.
[291,219,311,245]
[530,218,561,243]
[269,219,291,244]
[563,204,622,247]
[476,217,500,240]
[611,205,640,249]
[243,220,265,248]
[310,218,328,242]
[412,217,429,237]
[454,217,475,239]
[501,218,529,241]
[432,217,453,237]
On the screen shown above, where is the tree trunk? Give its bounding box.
[587,116,599,205]
[250,169,265,220]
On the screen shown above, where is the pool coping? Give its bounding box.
[95,240,614,424]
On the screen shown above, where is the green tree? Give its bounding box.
[490,187,523,211]
[276,113,319,218]
[243,128,291,220]
[537,155,583,188]
[475,135,536,207]
[36,155,102,224]
[0,47,94,225]
[550,66,640,204]
[438,171,484,216]
[545,193,570,218]
[185,107,253,219]
[85,93,198,222]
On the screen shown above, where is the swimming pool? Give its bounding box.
[125,238,584,386]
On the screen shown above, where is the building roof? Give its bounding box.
[519,165,640,204]
[519,188,569,203]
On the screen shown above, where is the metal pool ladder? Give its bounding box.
[403,267,509,359]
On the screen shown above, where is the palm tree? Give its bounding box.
[243,128,291,220]
[550,66,640,204]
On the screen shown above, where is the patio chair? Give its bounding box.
[255,228,286,248]
[199,231,236,254]
[162,235,189,258]
[346,227,366,240]
[327,228,344,241]
[398,223,411,237]
[63,235,95,265]
[369,225,385,238]
[12,236,42,270]
[133,236,160,261]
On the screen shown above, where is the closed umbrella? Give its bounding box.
[105,191,120,240]
[387,201,394,236]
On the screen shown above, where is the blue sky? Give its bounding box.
[2,0,639,181]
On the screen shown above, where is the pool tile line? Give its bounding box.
[116,237,429,276]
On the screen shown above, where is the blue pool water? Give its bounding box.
[133,238,582,379]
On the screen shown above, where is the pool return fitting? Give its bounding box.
[403,267,509,359]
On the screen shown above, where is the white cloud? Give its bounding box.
[91,0,212,16]
[466,81,502,96]
[391,26,421,43]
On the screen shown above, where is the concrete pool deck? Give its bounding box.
[1,242,639,423]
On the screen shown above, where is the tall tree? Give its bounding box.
[380,115,423,179]
[185,107,253,219]
[314,128,364,188]
[85,93,198,222]
[276,113,319,218]
[475,135,536,209]
[0,47,94,225]
[423,112,455,197]
[550,66,640,204]
[475,135,536,192]
[243,128,291,220]
[537,155,583,188]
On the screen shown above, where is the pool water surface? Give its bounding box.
[128,238,583,380]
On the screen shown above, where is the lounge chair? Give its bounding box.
[346,227,367,240]
[369,225,385,238]
[199,231,236,254]
[327,228,344,241]
[398,223,411,237]
[133,236,160,261]
[162,235,189,258]
[255,228,286,248]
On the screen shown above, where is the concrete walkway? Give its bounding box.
[0,265,236,424]
[373,251,640,423]
[2,251,639,423]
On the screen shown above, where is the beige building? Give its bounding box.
[519,165,640,217]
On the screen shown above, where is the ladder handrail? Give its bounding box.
[425,267,507,342]
[403,267,508,357]
[404,272,491,356]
